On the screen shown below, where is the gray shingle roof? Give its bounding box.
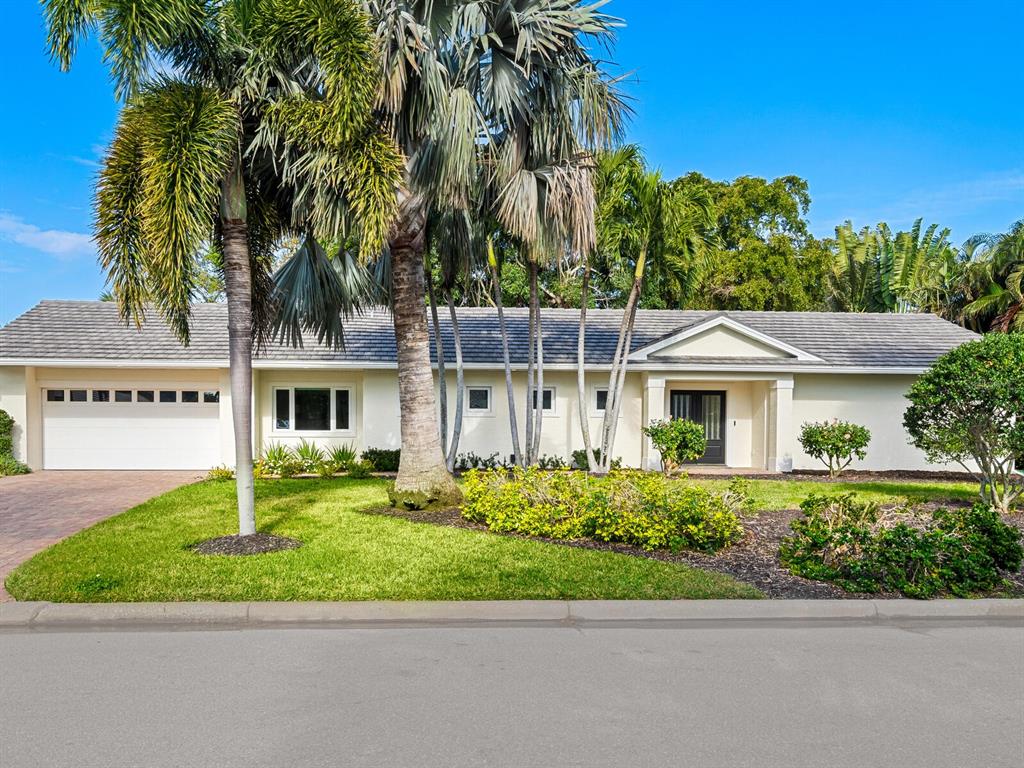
[0,300,978,369]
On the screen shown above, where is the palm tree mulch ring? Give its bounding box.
[194,533,302,556]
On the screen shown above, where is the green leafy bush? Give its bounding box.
[0,408,29,476]
[904,333,1024,513]
[798,420,871,477]
[462,468,745,552]
[570,448,621,471]
[537,454,568,470]
[347,459,374,479]
[261,442,300,478]
[642,418,707,474]
[362,447,400,472]
[0,454,31,476]
[780,493,1023,598]
[454,451,504,471]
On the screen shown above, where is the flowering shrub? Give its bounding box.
[798,420,871,477]
[462,468,745,552]
[780,493,1022,598]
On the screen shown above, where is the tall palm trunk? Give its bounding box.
[576,257,597,471]
[445,291,465,471]
[600,249,646,473]
[426,269,448,455]
[524,254,536,463]
[529,258,544,462]
[389,191,462,508]
[220,162,255,536]
[488,238,523,467]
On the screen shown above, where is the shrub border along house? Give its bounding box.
[0,408,30,476]
[462,468,746,553]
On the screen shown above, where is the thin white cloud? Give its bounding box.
[0,213,94,260]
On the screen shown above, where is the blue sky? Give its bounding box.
[1,0,1022,324]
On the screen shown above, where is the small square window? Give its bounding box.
[115,390,132,402]
[203,391,220,404]
[595,388,608,411]
[159,391,177,403]
[275,389,291,430]
[69,389,87,402]
[335,389,350,431]
[532,388,554,411]
[181,391,199,403]
[92,390,110,403]
[136,390,155,403]
[46,389,65,402]
[468,387,491,412]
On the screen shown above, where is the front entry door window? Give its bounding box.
[669,390,726,464]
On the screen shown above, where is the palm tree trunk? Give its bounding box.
[576,258,597,471]
[426,266,448,456]
[530,258,544,462]
[220,163,255,537]
[388,191,462,509]
[524,254,536,464]
[602,249,647,472]
[445,291,465,471]
[488,238,523,467]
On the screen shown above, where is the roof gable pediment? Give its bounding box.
[629,315,823,363]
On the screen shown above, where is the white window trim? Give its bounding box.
[530,385,557,415]
[590,386,609,417]
[271,386,355,436]
[467,385,494,415]
[42,387,219,405]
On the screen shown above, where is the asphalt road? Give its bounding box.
[1,622,1021,768]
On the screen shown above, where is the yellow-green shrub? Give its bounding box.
[463,468,744,552]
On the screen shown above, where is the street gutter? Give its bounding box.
[0,599,1021,631]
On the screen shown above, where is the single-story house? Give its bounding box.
[0,300,978,473]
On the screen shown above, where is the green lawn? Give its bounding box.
[693,478,980,511]
[5,478,760,603]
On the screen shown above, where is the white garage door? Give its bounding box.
[42,386,222,470]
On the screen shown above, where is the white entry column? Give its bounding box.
[766,377,794,472]
[641,375,666,470]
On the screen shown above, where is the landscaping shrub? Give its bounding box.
[0,408,29,476]
[206,465,234,481]
[903,333,1024,514]
[462,468,745,552]
[454,451,504,471]
[570,448,621,471]
[780,493,1023,598]
[328,443,357,470]
[347,459,374,479]
[537,454,568,470]
[294,439,326,474]
[798,420,871,477]
[642,418,707,474]
[362,447,400,472]
[261,442,300,478]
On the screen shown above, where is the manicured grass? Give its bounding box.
[5,478,760,602]
[693,478,980,511]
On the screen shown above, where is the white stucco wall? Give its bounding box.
[789,373,959,472]
[0,366,29,464]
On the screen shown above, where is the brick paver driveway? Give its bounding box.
[0,471,199,600]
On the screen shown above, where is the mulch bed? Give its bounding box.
[193,533,303,556]
[364,505,1024,599]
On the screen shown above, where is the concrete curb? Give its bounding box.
[0,599,1021,630]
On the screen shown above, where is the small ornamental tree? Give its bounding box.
[643,419,707,475]
[798,420,871,477]
[904,333,1024,514]
[0,408,30,476]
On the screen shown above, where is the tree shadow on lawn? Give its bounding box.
[842,481,979,506]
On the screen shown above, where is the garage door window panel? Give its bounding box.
[182,391,199,403]
[115,390,132,402]
[92,390,110,402]
[46,389,64,402]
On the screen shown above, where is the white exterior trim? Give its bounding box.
[628,315,824,362]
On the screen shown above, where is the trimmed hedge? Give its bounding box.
[362,447,400,472]
[462,468,745,552]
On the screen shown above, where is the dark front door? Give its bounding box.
[669,390,726,464]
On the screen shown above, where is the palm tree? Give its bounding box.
[959,221,1024,331]
[352,0,625,504]
[45,0,399,535]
